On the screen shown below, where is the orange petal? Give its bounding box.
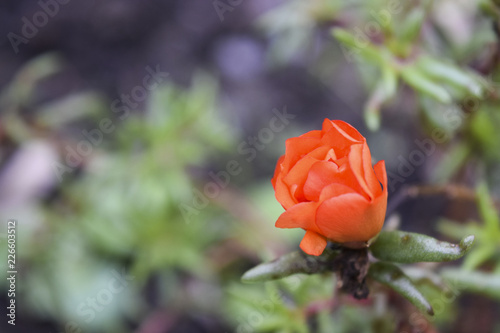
[303,161,339,201]
[321,134,359,159]
[274,174,297,210]
[330,120,365,142]
[283,146,330,201]
[282,137,321,173]
[348,144,373,200]
[300,130,322,139]
[315,192,385,243]
[361,142,382,197]
[319,183,357,201]
[271,155,285,189]
[275,201,320,233]
[300,230,327,256]
[303,159,363,201]
[322,119,364,141]
[373,160,387,196]
[321,118,334,133]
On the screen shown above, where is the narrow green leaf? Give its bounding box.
[0,52,64,108]
[437,218,478,240]
[476,182,500,235]
[370,230,475,263]
[364,105,381,132]
[440,268,500,300]
[381,64,398,99]
[364,84,384,131]
[468,106,500,161]
[332,28,384,65]
[431,142,470,183]
[368,262,434,315]
[418,97,456,136]
[400,65,452,103]
[241,248,339,283]
[363,65,397,131]
[462,245,496,271]
[36,92,107,128]
[416,56,483,97]
[398,8,425,42]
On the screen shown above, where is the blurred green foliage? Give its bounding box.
[438,183,500,274]
[1,0,500,332]
[227,274,395,333]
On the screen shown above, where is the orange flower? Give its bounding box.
[271,119,388,256]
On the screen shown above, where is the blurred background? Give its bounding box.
[0,0,500,332]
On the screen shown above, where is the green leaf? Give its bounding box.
[364,105,381,132]
[370,231,475,263]
[398,8,425,42]
[431,142,470,183]
[400,65,452,103]
[241,248,339,283]
[0,52,64,108]
[363,65,397,131]
[476,182,500,235]
[379,62,398,98]
[36,92,107,128]
[437,218,479,240]
[332,28,385,65]
[440,268,500,300]
[368,261,434,315]
[364,84,385,131]
[416,56,483,98]
[462,244,496,271]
